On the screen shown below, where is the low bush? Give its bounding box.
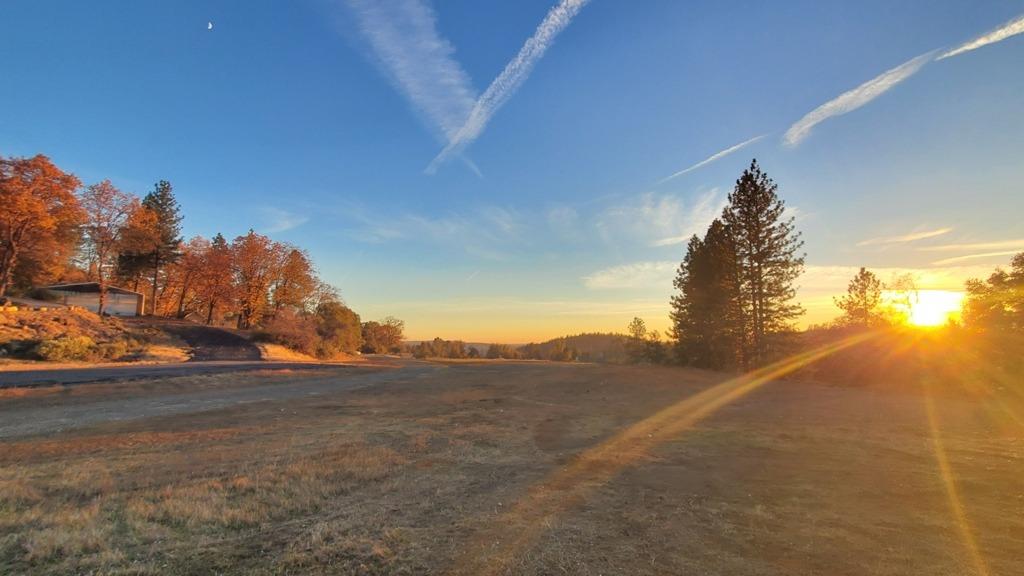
[95,339,131,361]
[254,311,320,358]
[254,304,363,360]
[34,336,97,362]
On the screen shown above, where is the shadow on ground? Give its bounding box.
[129,318,262,361]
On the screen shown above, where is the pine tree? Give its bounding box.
[140,180,182,315]
[722,160,804,367]
[626,317,647,363]
[669,219,741,368]
[833,267,884,328]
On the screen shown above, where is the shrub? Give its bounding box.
[315,302,362,358]
[254,304,362,360]
[95,339,131,361]
[34,336,97,362]
[255,310,320,357]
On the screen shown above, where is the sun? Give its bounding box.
[897,290,966,327]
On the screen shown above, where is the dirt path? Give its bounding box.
[0,361,337,386]
[0,363,443,439]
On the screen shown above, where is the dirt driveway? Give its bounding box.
[0,360,339,386]
[0,361,441,438]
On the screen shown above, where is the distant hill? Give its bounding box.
[519,333,630,363]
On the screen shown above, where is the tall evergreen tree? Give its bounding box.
[140,180,182,314]
[669,219,741,368]
[722,160,804,367]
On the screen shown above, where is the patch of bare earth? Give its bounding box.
[0,362,1020,575]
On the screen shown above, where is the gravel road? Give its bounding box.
[0,361,338,387]
[0,362,443,439]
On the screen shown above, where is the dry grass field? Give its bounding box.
[1,361,1021,575]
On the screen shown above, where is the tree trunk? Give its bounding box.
[0,225,22,295]
[150,255,159,316]
[97,266,107,316]
[176,272,192,319]
[206,299,216,325]
[0,243,19,298]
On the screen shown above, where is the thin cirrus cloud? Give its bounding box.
[918,238,1024,252]
[855,226,952,247]
[938,13,1024,60]
[932,250,1022,266]
[346,0,478,141]
[260,207,310,234]
[596,188,726,249]
[656,135,765,185]
[582,261,676,290]
[783,51,935,147]
[426,0,591,173]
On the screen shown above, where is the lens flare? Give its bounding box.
[449,332,877,575]
[885,290,965,327]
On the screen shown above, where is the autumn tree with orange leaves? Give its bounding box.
[272,248,317,312]
[194,233,235,324]
[168,236,211,318]
[0,155,83,297]
[79,180,134,314]
[231,230,286,329]
[116,202,161,293]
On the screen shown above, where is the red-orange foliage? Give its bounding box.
[0,154,83,296]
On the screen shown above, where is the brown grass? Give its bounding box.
[1,361,1020,575]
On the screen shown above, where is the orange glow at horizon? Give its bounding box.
[886,290,965,327]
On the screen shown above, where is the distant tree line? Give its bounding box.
[0,153,404,359]
[409,338,479,359]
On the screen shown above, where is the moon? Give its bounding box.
[207,22,214,30]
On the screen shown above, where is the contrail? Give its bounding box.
[938,13,1024,60]
[657,135,764,184]
[919,238,1024,252]
[856,227,952,247]
[347,0,477,141]
[783,51,934,147]
[932,250,1021,266]
[426,0,590,173]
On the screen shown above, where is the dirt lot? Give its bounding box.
[0,361,1021,575]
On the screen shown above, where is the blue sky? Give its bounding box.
[3,1,1023,341]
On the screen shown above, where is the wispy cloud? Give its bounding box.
[856,226,953,247]
[260,207,309,233]
[783,51,935,147]
[426,0,590,172]
[346,0,477,140]
[342,204,529,260]
[918,238,1024,252]
[938,14,1024,60]
[597,188,726,248]
[786,205,811,223]
[657,135,764,184]
[798,264,989,292]
[932,250,1022,266]
[583,261,676,290]
[582,261,995,293]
